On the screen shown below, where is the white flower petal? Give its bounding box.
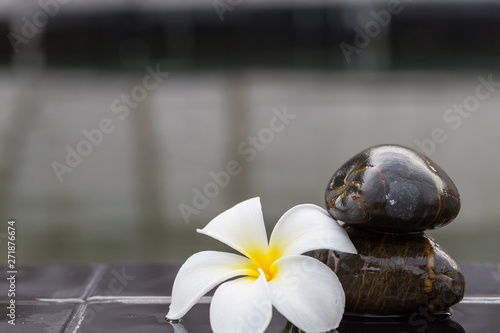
[166,251,256,319]
[268,204,356,260]
[197,197,269,264]
[210,270,272,333]
[268,255,345,332]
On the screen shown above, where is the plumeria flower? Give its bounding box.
[166,197,356,333]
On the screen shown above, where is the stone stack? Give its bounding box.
[324,144,465,316]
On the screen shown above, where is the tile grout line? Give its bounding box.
[459,296,500,304]
[64,303,88,333]
[36,298,85,303]
[60,264,108,333]
[35,295,500,305]
[80,263,109,300]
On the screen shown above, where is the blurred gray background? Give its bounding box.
[0,0,499,263]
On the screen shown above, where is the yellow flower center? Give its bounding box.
[259,261,274,281]
[246,249,280,282]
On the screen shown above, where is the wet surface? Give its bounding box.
[460,263,500,296]
[0,263,498,332]
[75,304,289,333]
[89,263,179,297]
[0,301,79,333]
[0,264,100,300]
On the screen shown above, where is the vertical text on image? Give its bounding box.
[6,220,17,326]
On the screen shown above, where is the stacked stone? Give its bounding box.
[324,144,465,316]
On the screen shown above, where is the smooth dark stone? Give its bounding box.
[327,226,465,316]
[325,144,461,233]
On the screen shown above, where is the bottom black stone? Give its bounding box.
[327,226,465,316]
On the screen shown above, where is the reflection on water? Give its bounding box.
[337,317,465,333]
[284,316,464,333]
[168,320,189,333]
[167,315,465,333]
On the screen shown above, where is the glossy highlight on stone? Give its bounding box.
[327,226,465,316]
[325,144,461,233]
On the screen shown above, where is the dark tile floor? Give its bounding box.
[0,263,499,332]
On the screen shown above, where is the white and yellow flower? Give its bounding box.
[166,197,356,333]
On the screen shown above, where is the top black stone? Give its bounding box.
[325,144,461,233]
